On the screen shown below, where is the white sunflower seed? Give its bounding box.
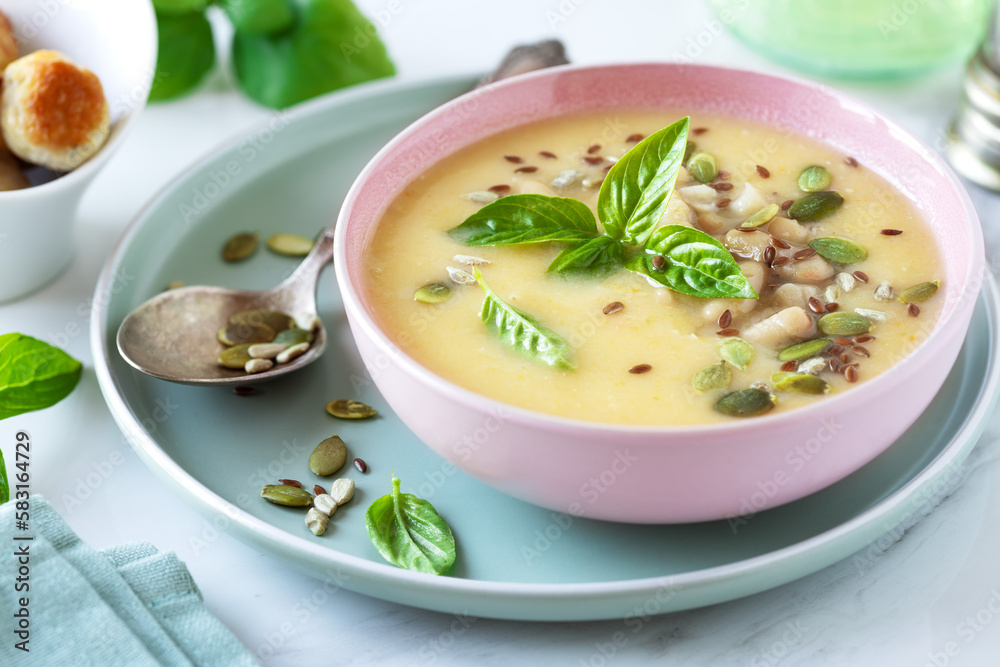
[855,307,890,322]
[453,254,491,266]
[248,343,288,359]
[312,494,338,517]
[873,281,894,301]
[447,266,476,285]
[305,508,330,536]
[329,478,355,506]
[244,358,274,374]
[276,342,309,364]
[798,357,827,375]
[835,272,857,293]
[464,191,498,204]
[551,169,582,188]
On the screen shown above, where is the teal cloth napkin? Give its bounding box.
[0,496,259,666]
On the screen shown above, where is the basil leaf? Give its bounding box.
[449,194,599,247]
[599,117,690,245]
[0,334,83,421]
[364,473,456,575]
[0,448,8,505]
[626,225,758,299]
[232,0,395,109]
[220,0,295,34]
[151,10,216,102]
[474,268,575,370]
[152,0,212,14]
[547,236,625,277]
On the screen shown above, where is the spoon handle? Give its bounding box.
[274,228,336,312]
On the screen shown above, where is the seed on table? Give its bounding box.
[652,255,666,270]
[718,309,733,329]
[880,229,903,236]
[756,165,770,178]
[845,156,859,167]
[514,166,538,173]
[807,297,825,314]
[313,484,326,496]
[770,236,790,249]
[764,246,776,265]
[626,133,644,142]
[629,364,652,374]
[245,358,274,374]
[583,155,603,165]
[261,485,313,507]
[233,386,256,396]
[717,198,731,208]
[794,248,817,261]
[221,232,259,262]
[716,328,740,337]
[771,256,790,267]
[312,494,338,518]
[504,155,523,163]
[603,301,625,315]
[305,508,330,536]
[279,479,302,488]
[309,435,348,476]
[353,458,368,473]
[587,144,601,154]
[853,271,869,283]
[276,342,309,364]
[539,150,557,159]
[781,200,794,211]
[780,361,797,372]
[326,399,378,420]
[329,478,356,506]
[908,303,920,317]
[488,184,511,194]
[845,365,859,382]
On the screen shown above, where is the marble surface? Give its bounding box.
[4,1,1000,664]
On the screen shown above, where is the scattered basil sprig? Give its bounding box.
[0,334,83,421]
[448,117,758,300]
[365,473,457,575]
[151,0,395,108]
[474,268,575,370]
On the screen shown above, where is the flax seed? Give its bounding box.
[793,248,817,260]
[629,363,652,374]
[716,198,732,208]
[770,236,790,249]
[603,301,624,315]
[279,479,302,488]
[771,256,790,267]
[488,184,511,194]
[853,270,869,283]
[880,229,903,235]
[504,155,523,163]
[626,133,644,142]
[845,156,859,167]
[583,156,603,165]
[845,365,859,382]
[353,458,368,473]
[716,328,740,337]
[539,150,557,159]
[781,199,794,211]
[756,165,771,178]
[718,309,733,329]
[587,144,601,154]
[780,361,797,372]
[709,182,734,192]
[652,255,666,270]
[908,303,920,317]
[807,297,824,314]
[514,166,538,173]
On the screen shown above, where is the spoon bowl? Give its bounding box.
[116,230,334,385]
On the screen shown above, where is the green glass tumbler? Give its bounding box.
[708,0,992,79]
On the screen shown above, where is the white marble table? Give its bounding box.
[4,1,1000,664]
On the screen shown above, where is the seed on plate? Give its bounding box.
[787,191,843,222]
[797,165,832,193]
[708,182,734,192]
[629,363,652,374]
[539,150,557,159]
[414,282,452,304]
[465,190,499,204]
[777,338,832,362]
[313,484,326,497]
[514,166,538,173]
[755,165,770,178]
[305,508,330,536]
[329,478,356,506]
[873,281,894,301]
[652,255,666,271]
[818,312,871,336]
[718,309,733,329]
[780,360,796,372]
[794,248,817,261]
[844,365,859,382]
[309,435,348,476]
[908,303,920,317]
[261,484,313,507]
[447,266,476,285]
[687,151,718,183]
[488,184,511,194]
[249,343,288,359]
[770,236,790,249]
[218,344,254,369]
[603,301,624,315]
[278,479,302,488]
[313,493,338,518]
[771,256,790,267]
[221,232,259,262]
[853,270,869,283]
[807,297,825,314]
[233,386,256,396]
[741,203,780,228]
[245,358,274,374]
[845,156,859,167]
[781,199,794,211]
[809,237,868,264]
[898,280,940,303]
[453,254,491,266]
[587,144,601,154]
[276,342,309,364]
[625,133,644,142]
[267,232,314,257]
[715,388,776,418]
[218,322,276,346]
[583,155,604,165]
[880,229,903,236]
[717,198,732,209]
[716,328,740,337]
[504,155,523,163]
[326,399,378,420]
[692,361,732,392]
[353,458,368,473]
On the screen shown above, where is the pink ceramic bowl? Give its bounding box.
[334,64,984,523]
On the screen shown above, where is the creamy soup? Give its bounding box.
[363,112,943,425]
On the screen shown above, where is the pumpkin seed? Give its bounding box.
[414,283,452,304]
[326,399,378,420]
[741,204,780,229]
[261,484,314,507]
[222,232,259,262]
[683,140,697,163]
[692,361,731,392]
[714,388,776,417]
[771,372,832,395]
[217,322,276,346]
[687,151,718,184]
[309,435,348,476]
[266,233,314,257]
[245,358,274,374]
[229,309,293,332]
[808,237,868,264]
[777,338,832,362]
[818,312,871,336]
[898,280,940,303]
[218,344,253,369]
[797,165,832,192]
[273,327,314,347]
[787,191,843,222]
[719,337,754,371]
[276,342,309,364]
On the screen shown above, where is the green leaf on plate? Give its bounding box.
[626,225,758,299]
[365,473,456,575]
[150,9,216,102]
[546,235,625,277]
[219,0,295,34]
[449,194,600,247]
[598,117,690,245]
[232,0,396,109]
[474,268,575,370]
[0,334,83,421]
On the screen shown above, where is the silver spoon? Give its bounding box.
[116,41,569,386]
[116,230,334,385]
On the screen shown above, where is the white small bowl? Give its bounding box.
[0,0,157,302]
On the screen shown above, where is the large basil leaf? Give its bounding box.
[598,117,690,245]
[547,235,625,277]
[365,473,456,575]
[0,334,83,421]
[626,225,758,299]
[449,194,599,247]
[475,269,575,370]
[232,0,395,109]
[0,449,8,505]
[150,10,216,102]
[220,0,295,34]
[151,0,212,14]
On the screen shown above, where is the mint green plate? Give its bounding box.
[92,75,1000,621]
